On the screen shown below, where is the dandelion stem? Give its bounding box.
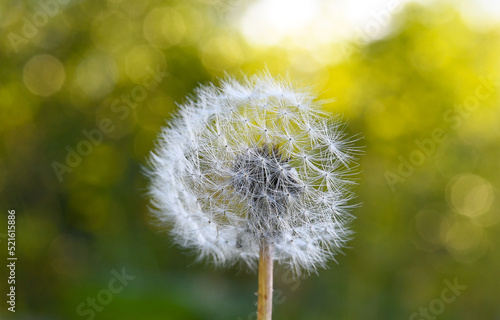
[257,242,273,320]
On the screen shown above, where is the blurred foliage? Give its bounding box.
[1,0,499,319]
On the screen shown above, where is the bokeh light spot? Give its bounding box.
[125,45,166,84]
[446,173,494,218]
[441,215,487,263]
[76,52,118,99]
[143,7,186,48]
[23,54,65,96]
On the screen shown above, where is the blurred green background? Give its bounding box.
[1,0,499,319]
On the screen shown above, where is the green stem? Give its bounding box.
[257,242,273,320]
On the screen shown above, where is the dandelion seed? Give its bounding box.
[147,72,362,319]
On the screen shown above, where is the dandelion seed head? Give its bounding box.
[147,73,362,275]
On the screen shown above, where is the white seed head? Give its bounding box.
[147,73,362,275]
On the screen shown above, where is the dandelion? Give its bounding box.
[147,73,362,319]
